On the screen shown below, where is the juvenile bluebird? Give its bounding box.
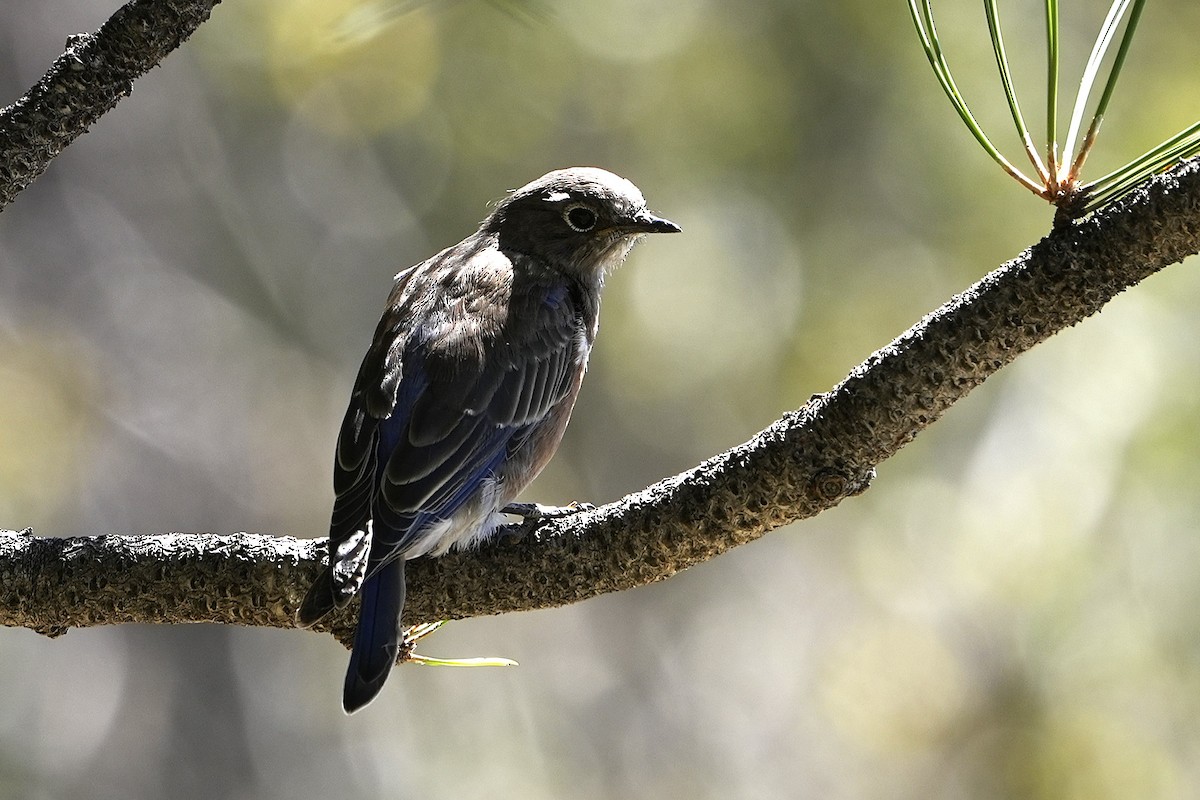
[297,167,679,713]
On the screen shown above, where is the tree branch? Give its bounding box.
[4,156,1199,647]
[4,0,1199,650]
[0,0,219,211]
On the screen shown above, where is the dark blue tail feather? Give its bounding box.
[342,558,405,713]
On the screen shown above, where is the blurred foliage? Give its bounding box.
[1,0,1199,798]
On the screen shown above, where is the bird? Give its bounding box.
[296,167,680,713]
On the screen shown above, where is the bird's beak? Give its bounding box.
[624,210,681,235]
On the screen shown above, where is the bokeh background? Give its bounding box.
[3,0,1200,797]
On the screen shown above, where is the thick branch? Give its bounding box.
[4,0,1199,647]
[0,0,219,211]
[3,157,1199,646]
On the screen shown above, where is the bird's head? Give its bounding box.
[483,167,680,281]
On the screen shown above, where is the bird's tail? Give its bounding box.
[342,558,406,714]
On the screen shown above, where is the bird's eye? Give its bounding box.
[564,204,598,232]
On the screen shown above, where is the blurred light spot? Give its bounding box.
[267,0,441,134]
[0,327,101,520]
[330,0,433,46]
[559,0,707,62]
[282,106,421,235]
[620,190,804,389]
[819,619,975,756]
[603,27,800,174]
[851,476,963,616]
[598,189,803,455]
[35,632,128,776]
[429,23,578,163]
[952,295,1166,606]
[1022,709,1181,800]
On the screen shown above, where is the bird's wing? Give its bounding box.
[307,262,425,616]
[331,242,586,579]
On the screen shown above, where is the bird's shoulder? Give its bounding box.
[358,233,592,418]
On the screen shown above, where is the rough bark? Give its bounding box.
[2,155,1198,648]
[3,0,1199,652]
[0,0,220,211]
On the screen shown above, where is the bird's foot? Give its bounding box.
[499,501,595,542]
[502,501,595,519]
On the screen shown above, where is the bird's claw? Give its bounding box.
[499,501,595,543]
[501,501,595,519]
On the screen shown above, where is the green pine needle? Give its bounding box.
[402,620,519,668]
[985,0,1048,181]
[907,0,1044,196]
[408,655,520,668]
[1044,0,1060,178]
[911,0,1200,216]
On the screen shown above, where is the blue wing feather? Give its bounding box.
[305,239,593,712]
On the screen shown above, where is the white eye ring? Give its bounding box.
[563,203,598,232]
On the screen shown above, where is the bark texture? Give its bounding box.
[3,0,1199,653]
[0,0,219,210]
[2,156,1198,648]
